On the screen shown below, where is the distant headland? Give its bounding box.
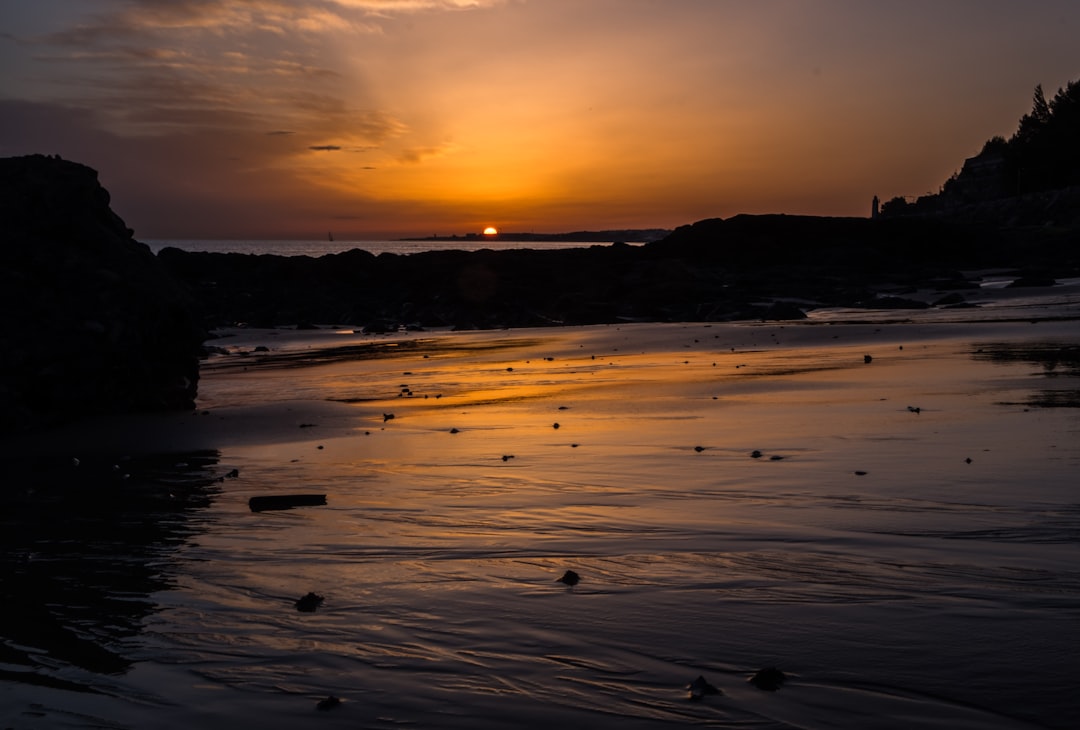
[879,78,1080,227]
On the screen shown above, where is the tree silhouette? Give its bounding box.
[1009,79,1080,192]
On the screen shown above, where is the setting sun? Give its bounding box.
[483,227,498,236]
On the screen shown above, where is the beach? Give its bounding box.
[2,282,1079,729]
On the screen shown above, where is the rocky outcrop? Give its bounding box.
[0,155,205,434]
[158,212,1079,333]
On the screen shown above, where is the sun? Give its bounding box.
[483,226,498,236]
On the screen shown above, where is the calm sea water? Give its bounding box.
[144,239,628,257]
[2,305,1079,728]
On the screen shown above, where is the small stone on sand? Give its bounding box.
[749,667,786,691]
[687,674,720,701]
[557,570,580,586]
[316,695,341,711]
[295,592,325,612]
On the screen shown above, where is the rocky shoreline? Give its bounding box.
[3,153,1078,433]
[158,212,1080,332]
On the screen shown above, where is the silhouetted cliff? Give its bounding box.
[0,154,205,434]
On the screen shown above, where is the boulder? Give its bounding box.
[0,154,205,434]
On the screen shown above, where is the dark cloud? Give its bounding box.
[0,98,387,238]
[309,144,342,151]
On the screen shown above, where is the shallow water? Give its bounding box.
[3,316,1079,729]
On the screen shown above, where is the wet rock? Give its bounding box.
[557,570,580,587]
[748,666,787,691]
[1007,274,1057,288]
[316,695,341,711]
[862,296,931,310]
[687,675,721,700]
[249,494,327,512]
[760,301,807,321]
[295,592,325,613]
[933,292,967,307]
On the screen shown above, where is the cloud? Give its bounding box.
[40,0,502,46]
[309,144,343,151]
[397,143,457,164]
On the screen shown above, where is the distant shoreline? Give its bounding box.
[400,228,672,243]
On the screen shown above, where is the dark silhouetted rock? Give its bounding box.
[295,592,325,613]
[749,666,787,691]
[316,695,341,711]
[249,494,327,512]
[557,570,580,586]
[1007,274,1057,288]
[933,293,968,306]
[0,154,204,435]
[687,675,721,700]
[761,301,807,321]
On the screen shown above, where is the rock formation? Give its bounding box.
[0,154,205,434]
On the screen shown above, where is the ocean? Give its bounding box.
[144,239,630,257]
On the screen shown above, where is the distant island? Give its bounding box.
[402,229,672,243]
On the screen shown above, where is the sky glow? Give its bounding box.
[1,1,1078,239]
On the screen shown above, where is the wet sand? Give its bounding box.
[2,283,1079,729]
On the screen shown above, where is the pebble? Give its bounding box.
[295,592,325,612]
[557,570,580,587]
[749,667,786,691]
[316,696,341,711]
[687,675,720,700]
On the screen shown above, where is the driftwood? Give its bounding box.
[248,494,327,512]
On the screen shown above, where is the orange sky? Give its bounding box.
[1,1,1078,239]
